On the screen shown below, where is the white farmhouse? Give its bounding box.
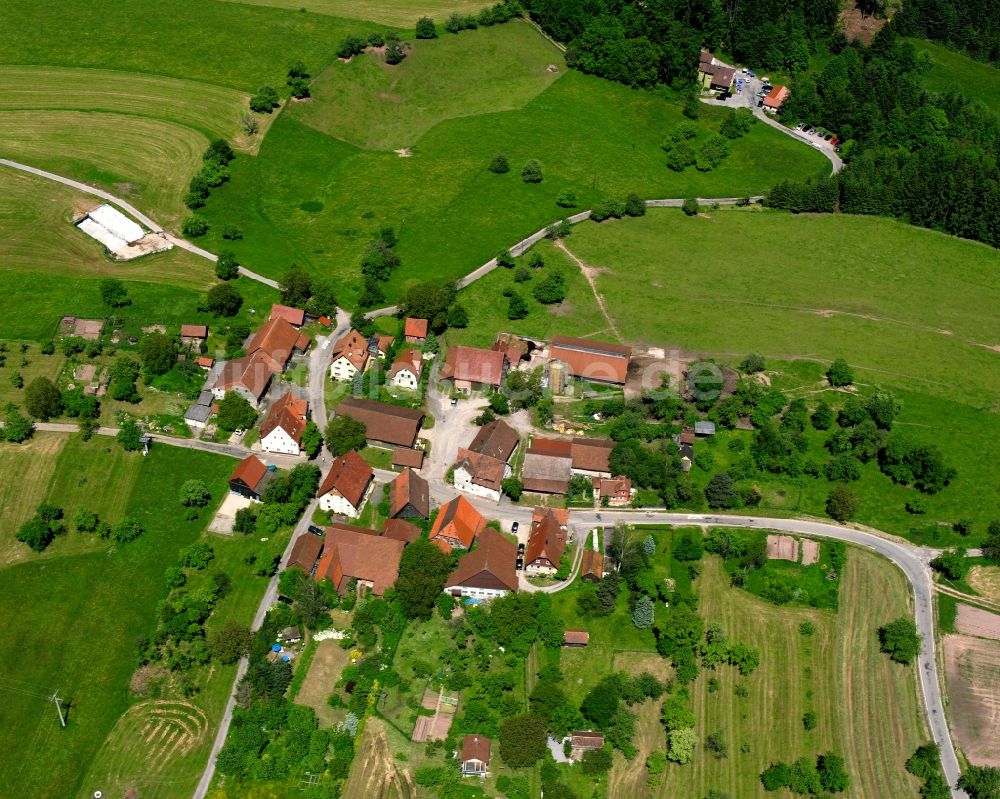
[260,392,309,455]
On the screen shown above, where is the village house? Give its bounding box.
[444,529,518,602]
[388,468,430,520]
[246,316,311,373]
[315,526,405,596]
[260,392,309,455]
[571,731,604,754]
[762,85,789,112]
[269,303,306,327]
[453,448,508,503]
[580,549,604,582]
[287,532,324,576]
[195,355,214,369]
[460,735,492,778]
[212,350,274,408]
[524,507,569,575]
[429,495,485,553]
[593,476,633,507]
[228,454,275,501]
[316,450,374,518]
[180,323,208,351]
[404,317,429,344]
[184,389,214,430]
[439,346,507,393]
[336,397,424,449]
[328,329,371,382]
[548,336,631,385]
[469,419,519,463]
[388,348,423,390]
[381,518,422,544]
[392,447,424,471]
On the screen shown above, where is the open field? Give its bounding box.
[955,605,1000,640]
[295,639,351,727]
[943,634,1000,767]
[198,24,829,302]
[218,0,486,26]
[969,567,1000,604]
[0,444,236,799]
[908,39,1000,111]
[299,21,562,149]
[623,551,925,799]
[0,0,365,91]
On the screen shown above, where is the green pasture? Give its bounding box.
[215,0,487,27]
[909,39,1000,111]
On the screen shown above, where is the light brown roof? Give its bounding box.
[287,534,324,573]
[763,84,789,109]
[430,495,486,551]
[392,447,424,469]
[195,356,214,368]
[570,438,614,473]
[680,428,696,445]
[180,324,208,338]
[595,476,631,498]
[270,304,306,326]
[332,329,370,362]
[710,65,735,88]
[525,507,568,567]
[388,348,423,380]
[446,529,517,593]
[260,392,309,444]
[521,452,571,494]
[214,350,274,400]
[549,336,631,384]
[454,448,506,492]
[571,730,604,748]
[581,549,604,581]
[229,454,269,492]
[461,735,492,765]
[390,468,430,519]
[317,450,373,509]
[326,521,379,536]
[468,420,519,462]
[564,630,590,646]
[337,397,423,448]
[317,526,404,595]
[404,317,428,338]
[381,518,422,544]
[440,346,506,386]
[247,317,310,371]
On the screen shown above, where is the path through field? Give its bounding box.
[554,238,623,343]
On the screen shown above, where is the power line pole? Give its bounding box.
[50,691,66,727]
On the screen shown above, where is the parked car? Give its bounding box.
[804,126,815,135]
[795,123,805,131]
[823,133,833,141]
[517,542,525,555]
[450,398,458,406]
[308,525,324,536]
[757,100,763,107]
[516,557,524,571]
[512,521,519,534]
[718,91,731,100]
[748,70,756,77]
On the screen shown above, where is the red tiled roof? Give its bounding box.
[317,450,373,509]
[528,437,572,458]
[195,356,214,368]
[570,438,614,473]
[468,420,519,462]
[461,735,492,765]
[287,534,324,573]
[525,507,568,567]
[404,317,428,338]
[446,529,517,593]
[390,468,430,519]
[381,518,422,544]
[581,549,604,581]
[270,304,306,326]
[454,448,506,492]
[763,84,789,109]
[247,317,310,371]
[430,495,485,551]
[214,350,274,400]
[392,447,424,469]
[180,324,208,338]
[564,630,590,646]
[521,452,571,494]
[571,731,604,748]
[229,454,269,492]
[440,346,506,386]
[326,521,379,536]
[337,397,423,448]
[317,526,404,595]
[388,349,423,380]
[260,392,308,444]
[595,476,631,499]
[550,336,631,384]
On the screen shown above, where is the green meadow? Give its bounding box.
[909,38,1000,111]
[216,0,486,27]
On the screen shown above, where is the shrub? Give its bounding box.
[825,484,858,522]
[878,616,921,664]
[249,85,279,113]
[222,224,243,240]
[507,292,528,320]
[521,160,543,183]
[826,358,854,387]
[624,193,646,216]
[803,710,817,730]
[415,16,437,38]
[682,197,699,216]
[488,152,510,173]
[182,216,209,237]
[337,35,367,59]
[532,271,566,304]
[556,189,577,208]
[632,596,654,629]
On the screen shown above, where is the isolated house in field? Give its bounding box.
[762,85,789,111]
[571,731,604,752]
[389,348,423,390]
[229,455,274,501]
[212,350,274,407]
[563,629,590,647]
[389,468,430,520]
[593,476,632,507]
[329,329,371,382]
[439,346,507,392]
[460,735,492,777]
[269,303,306,327]
[453,448,508,503]
[524,507,569,575]
[445,529,518,601]
[316,450,374,517]
[180,324,208,350]
[316,526,405,596]
[336,397,424,449]
[429,495,485,553]
[381,518,422,544]
[549,336,631,385]
[580,549,604,582]
[260,392,309,455]
[247,316,310,372]
[76,204,145,255]
[404,317,429,344]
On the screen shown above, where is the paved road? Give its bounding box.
[0,158,280,289]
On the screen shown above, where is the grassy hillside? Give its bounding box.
[909,38,1000,110]
[198,24,828,302]
[216,0,487,27]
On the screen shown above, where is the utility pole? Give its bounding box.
[50,691,66,727]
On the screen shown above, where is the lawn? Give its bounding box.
[216,0,486,27]
[0,443,237,799]
[908,39,1000,111]
[620,550,926,799]
[197,24,829,303]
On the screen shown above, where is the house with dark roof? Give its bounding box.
[336,397,424,449]
[389,468,430,520]
[260,392,309,455]
[404,317,429,344]
[708,64,735,91]
[460,735,492,777]
[453,448,508,503]
[270,303,306,327]
[429,495,485,553]
[316,526,404,596]
[549,336,631,385]
[580,549,604,583]
[521,448,572,495]
[439,346,507,392]
[287,533,324,576]
[392,447,424,471]
[524,507,569,574]
[229,455,275,501]
[570,438,614,477]
[468,419,519,463]
[381,518,422,544]
[445,529,517,601]
[317,450,374,518]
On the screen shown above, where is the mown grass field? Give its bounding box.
[199,24,828,303]
[909,39,1000,111]
[0,443,236,799]
[217,0,485,27]
[613,551,925,799]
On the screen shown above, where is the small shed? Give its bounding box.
[281,626,303,643]
[563,629,590,647]
[694,421,716,437]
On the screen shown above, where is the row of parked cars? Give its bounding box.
[795,122,839,147]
